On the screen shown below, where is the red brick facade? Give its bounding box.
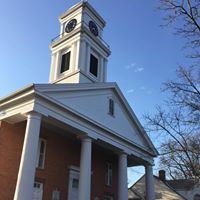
[0,121,118,200]
[0,121,25,200]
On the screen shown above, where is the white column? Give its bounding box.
[103,59,108,82]
[100,57,104,82]
[145,165,155,200]
[75,40,80,70]
[54,51,61,80]
[14,112,42,200]
[118,153,128,200]
[85,42,90,72]
[78,137,92,200]
[60,23,64,37]
[49,53,56,83]
[78,40,86,71]
[70,43,77,71]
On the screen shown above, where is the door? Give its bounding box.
[67,167,79,200]
[32,182,43,200]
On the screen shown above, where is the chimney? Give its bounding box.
[159,170,166,182]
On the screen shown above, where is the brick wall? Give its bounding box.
[92,146,118,199]
[0,122,118,200]
[0,121,26,200]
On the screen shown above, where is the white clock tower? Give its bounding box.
[49,1,111,84]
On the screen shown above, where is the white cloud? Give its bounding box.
[127,89,135,93]
[125,63,136,70]
[134,67,144,73]
[125,62,144,73]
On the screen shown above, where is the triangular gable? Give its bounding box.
[34,83,157,156]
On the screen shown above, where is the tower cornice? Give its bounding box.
[50,26,111,56]
[59,1,106,27]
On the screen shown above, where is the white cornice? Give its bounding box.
[0,84,34,105]
[59,1,106,27]
[50,26,111,56]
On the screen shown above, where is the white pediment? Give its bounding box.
[36,83,155,152]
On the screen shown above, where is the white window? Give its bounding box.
[36,139,46,169]
[104,195,113,200]
[32,182,43,200]
[52,189,60,200]
[105,162,112,186]
[67,166,79,200]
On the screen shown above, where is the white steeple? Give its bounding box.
[49,1,111,84]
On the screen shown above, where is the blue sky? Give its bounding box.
[0,0,189,185]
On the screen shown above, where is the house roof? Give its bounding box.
[128,175,188,200]
[128,187,144,200]
[166,179,196,191]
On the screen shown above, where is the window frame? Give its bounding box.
[36,138,47,169]
[52,189,60,200]
[33,181,43,200]
[105,162,113,186]
[34,181,43,189]
[108,98,115,116]
[89,53,99,78]
[60,50,71,74]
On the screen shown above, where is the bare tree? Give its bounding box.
[164,66,200,125]
[145,67,200,180]
[158,0,200,58]
[145,0,200,181]
[160,135,200,180]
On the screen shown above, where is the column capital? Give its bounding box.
[78,135,92,143]
[145,162,155,168]
[118,151,128,157]
[26,111,42,120]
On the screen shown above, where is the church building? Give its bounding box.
[0,2,158,200]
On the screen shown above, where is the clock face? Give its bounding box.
[65,19,77,33]
[89,21,98,37]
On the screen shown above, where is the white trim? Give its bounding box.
[33,181,43,200]
[36,138,47,169]
[88,48,100,80]
[52,188,60,200]
[68,165,80,172]
[105,162,112,186]
[58,47,72,75]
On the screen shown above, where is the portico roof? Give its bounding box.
[0,82,158,165]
